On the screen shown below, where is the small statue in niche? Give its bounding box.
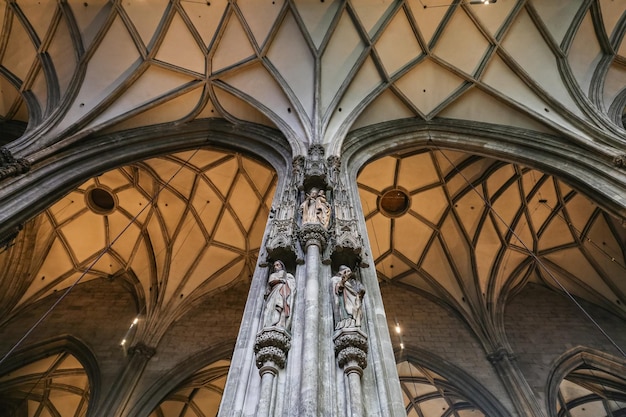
[331,265,366,330]
[263,260,296,331]
[300,187,331,229]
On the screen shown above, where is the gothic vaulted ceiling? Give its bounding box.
[358,150,626,344]
[0,0,624,158]
[0,2,625,415]
[0,150,276,345]
[0,0,624,337]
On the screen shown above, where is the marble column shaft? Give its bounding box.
[300,242,321,417]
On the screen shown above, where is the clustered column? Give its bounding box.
[298,221,327,417]
[226,144,378,417]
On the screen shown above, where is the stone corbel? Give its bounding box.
[0,224,23,251]
[127,342,156,359]
[0,147,30,181]
[486,346,516,365]
[254,327,292,370]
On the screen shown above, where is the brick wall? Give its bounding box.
[0,277,137,388]
[505,283,626,409]
[380,283,514,414]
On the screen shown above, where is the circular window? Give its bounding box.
[86,187,116,215]
[379,188,410,217]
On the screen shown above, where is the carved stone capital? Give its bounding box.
[0,147,30,181]
[334,328,368,374]
[487,346,516,365]
[298,223,328,250]
[254,327,292,370]
[128,342,157,359]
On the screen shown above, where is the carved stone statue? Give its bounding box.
[300,187,331,229]
[263,260,296,331]
[331,265,365,330]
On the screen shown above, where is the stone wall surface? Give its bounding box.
[506,283,626,408]
[0,278,249,414]
[380,284,515,413]
[142,282,249,374]
[0,277,136,388]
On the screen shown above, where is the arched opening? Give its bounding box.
[0,146,278,416]
[357,148,626,329]
[0,352,90,417]
[6,148,278,331]
[148,359,230,417]
[548,349,626,417]
[556,364,626,416]
[395,352,510,417]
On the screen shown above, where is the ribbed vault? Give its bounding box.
[0,0,624,158]
[0,352,90,417]
[556,365,626,417]
[357,149,626,346]
[1,149,276,344]
[397,360,487,417]
[149,360,229,417]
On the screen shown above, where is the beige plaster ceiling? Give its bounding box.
[0,0,624,156]
[2,149,276,341]
[357,149,626,328]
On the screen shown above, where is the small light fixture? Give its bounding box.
[469,0,496,4]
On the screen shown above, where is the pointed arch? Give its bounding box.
[129,340,235,417]
[0,335,100,416]
[396,347,510,417]
[547,346,626,417]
